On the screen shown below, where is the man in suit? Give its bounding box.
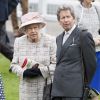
[51,5,96,100]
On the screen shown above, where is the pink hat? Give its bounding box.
[19,12,46,29]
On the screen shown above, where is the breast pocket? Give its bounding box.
[67,45,80,59]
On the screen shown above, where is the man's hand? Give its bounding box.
[88,89,99,99]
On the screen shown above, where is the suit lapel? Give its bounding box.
[57,27,79,64]
[56,32,64,63]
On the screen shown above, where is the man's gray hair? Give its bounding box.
[57,5,75,21]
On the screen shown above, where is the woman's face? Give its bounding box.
[25,24,41,42]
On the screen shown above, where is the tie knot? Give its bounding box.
[65,32,69,35]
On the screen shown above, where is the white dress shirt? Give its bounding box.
[62,24,76,45]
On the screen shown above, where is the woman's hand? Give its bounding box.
[23,63,41,78]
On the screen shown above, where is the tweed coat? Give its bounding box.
[51,27,96,97]
[10,33,56,100]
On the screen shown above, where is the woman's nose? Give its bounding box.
[31,28,35,32]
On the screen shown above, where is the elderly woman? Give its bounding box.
[74,0,100,100]
[10,12,56,100]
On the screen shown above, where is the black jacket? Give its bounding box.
[0,43,13,61]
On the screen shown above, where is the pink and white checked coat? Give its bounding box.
[10,33,56,100]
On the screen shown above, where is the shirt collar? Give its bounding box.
[65,24,76,35]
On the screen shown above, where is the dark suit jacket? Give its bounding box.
[0,43,13,61]
[51,27,96,97]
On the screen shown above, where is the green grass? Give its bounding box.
[0,54,19,100]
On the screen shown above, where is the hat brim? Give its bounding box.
[19,19,46,30]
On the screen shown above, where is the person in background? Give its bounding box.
[0,42,13,99]
[9,12,56,100]
[0,1,18,99]
[0,0,19,45]
[11,0,28,37]
[51,5,96,100]
[74,0,100,99]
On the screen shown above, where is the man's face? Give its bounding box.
[59,10,75,31]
